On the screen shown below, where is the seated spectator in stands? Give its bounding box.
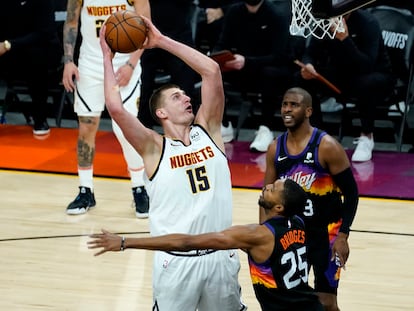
[0,0,61,135]
[214,0,292,151]
[138,0,198,129]
[371,1,414,153]
[371,0,414,13]
[296,9,395,162]
[196,0,241,53]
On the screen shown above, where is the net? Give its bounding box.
[290,0,345,39]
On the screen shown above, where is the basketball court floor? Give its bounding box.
[1,114,414,310]
[1,1,414,309]
[0,170,413,310]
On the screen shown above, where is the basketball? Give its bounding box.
[104,10,147,53]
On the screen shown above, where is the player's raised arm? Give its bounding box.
[141,16,225,142]
[99,25,162,176]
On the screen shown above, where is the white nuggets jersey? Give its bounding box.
[145,125,233,236]
[79,0,136,74]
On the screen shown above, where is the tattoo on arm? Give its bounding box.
[63,0,82,59]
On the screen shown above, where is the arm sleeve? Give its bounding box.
[332,167,359,234]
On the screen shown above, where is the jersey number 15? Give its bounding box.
[186,166,210,194]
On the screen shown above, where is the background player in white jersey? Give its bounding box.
[99,15,246,311]
[62,0,150,218]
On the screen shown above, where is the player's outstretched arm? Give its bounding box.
[88,225,271,260]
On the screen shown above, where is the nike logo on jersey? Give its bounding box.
[278,156,288,161]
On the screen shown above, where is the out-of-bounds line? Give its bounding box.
[351,229,414,237]
[0,231,150,242]
[2,229,413,242]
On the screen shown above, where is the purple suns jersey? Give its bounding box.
[273,128,343,231]
[248,216,322,311]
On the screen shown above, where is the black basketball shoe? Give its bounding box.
[66,186,96,215]
[132,186,149,219]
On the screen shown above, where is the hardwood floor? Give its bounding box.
[1,170,413,310]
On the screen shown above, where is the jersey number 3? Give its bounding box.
[304,198,314,217]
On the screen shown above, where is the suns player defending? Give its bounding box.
[99,15,246,311]
[62,0,150,218]
[264,87,359,311]
[89,179,324,311]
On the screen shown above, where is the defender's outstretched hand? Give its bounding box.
[88,229,123,256]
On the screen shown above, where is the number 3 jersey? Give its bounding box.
[274,128,343,232]
[249,216,322,311]
[144,125,233,237]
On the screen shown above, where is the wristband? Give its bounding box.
[126,60,135,70]
[120,236,126,251]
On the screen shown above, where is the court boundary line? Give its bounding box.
[1,228,413,243]
[0,231,150,242]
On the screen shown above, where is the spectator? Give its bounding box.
[214,0,292,151]
[99,16,246,311]
[371,0,414,13]
[195,0,241,53]
[61,0,150,217]
[0,0,62,135]
[375,0,414,154]
[264,87,359,311]
[138,0,198,129]
[297,9,395,162]
[88,179,324,311]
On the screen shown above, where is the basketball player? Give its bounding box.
[89,179,324,311]
[263,87,359,311]
[98,16,246,311]
[61,0,150,217]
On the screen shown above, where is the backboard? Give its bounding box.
[312,0,377,18]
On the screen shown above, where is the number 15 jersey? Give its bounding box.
[144,125,233,237]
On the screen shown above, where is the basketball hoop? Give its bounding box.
[290,0,345,39]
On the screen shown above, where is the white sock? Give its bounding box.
[129,167,145,188]
[78,167,93,190]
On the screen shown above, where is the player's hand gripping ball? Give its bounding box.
[104,10,147,53]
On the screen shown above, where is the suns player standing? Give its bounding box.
[264,87,359,311]
[100,15,247,311]
[62,0,151,218]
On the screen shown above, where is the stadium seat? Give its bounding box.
[337,5,414,151]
